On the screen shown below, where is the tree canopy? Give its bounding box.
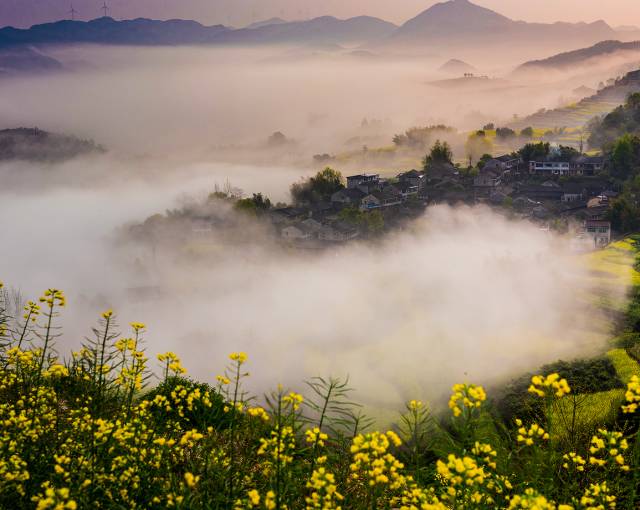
[422,140,453,172]
[290,167,344,205]
[588,93,640,150]
[518,142,550,163]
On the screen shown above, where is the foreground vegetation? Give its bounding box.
[2,240,640,509]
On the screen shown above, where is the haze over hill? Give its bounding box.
[384,0,617,59]
[0,15,397,49]
[0,0,635,63]
[516,40,640,73]
[3,0,640,29]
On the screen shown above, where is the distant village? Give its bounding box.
[263,150,615,251]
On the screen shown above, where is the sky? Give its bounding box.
[0,0,639,29]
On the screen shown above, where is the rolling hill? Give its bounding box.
[516,40,640,73]
[439,58,476,75]
[0,46,62,75]
[385,0,617,54]
[0,127,104,162]
[0,15,397,49]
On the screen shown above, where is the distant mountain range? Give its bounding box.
[245,18,288,30]
[0,0,633,63]
[0,46,62,75]
[385,0,617,53]
[516,40,640,73]
[0,15,396,49]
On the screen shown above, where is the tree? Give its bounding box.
[477,153,493,170]
[465,133,493,167]
[290,167,344,204]
[607,134,640,181]
[366,210,384,235]
[607,197,640,232]
[392,125,455,150]
[422,140,453,172]
[496,127,516,139]
[555,145,580,161]
[588,92,640,150]
[520,127,534,139]
[234,193,272,216]
[518,142,550,163]
[267,131,288,147]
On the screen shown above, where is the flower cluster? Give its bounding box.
[528,373,571,398]
[436,454,490,505]
[579,482,616,509]
[622,375,640,414]
[349,431,404,489]
[258,426,296,468]
[157,351,187,376]
[229,352,248,364]
[247,406,270,422]
[282,391,304,411]
[588,429,629,471]
[448,383,487,417]
[515,420,550,446]
[306,427,329,447]
[39,289,66,308]
[471,442,498,470]
[306,467,343,509]
[507,489,571,510]
[562,452,586,472]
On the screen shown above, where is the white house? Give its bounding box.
[584,220,611,248]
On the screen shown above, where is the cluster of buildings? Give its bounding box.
[267,151,618,248]
[269,171,428,245]
[192,148,617,250]
[473,153,615,248]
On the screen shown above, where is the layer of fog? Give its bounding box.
[0,159,625,410]
[0,43,634,413]
[0,44,629,168]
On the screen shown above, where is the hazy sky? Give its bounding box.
[1,0,639,29]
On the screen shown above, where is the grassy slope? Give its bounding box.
[552,239,640,436]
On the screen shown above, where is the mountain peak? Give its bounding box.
[394,0,512,39]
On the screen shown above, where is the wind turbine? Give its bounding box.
[69,3,78,20]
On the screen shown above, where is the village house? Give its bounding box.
[473,168,502,197]
[395,180,420,198]
[425,162,459,184]
[561,183,587,203]
[572,156,605,176]
[529,159,571,176]
[331,188,366,207]
[270,207,309,225]
[318,222,359,242]
[529,155,606,177]
[360,185,403,210]
[584,219,611,248]
[515,181,563,201]
[346,174,381,193]
[300,218,324,233]
[281,223,314,241]
[397,169,425,189]
[483,154,521,174]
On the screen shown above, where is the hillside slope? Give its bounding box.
[516,40,640,72]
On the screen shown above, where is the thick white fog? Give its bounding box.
[0,44,632,410]
[0,45,626,161]
[0,156,622,409]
